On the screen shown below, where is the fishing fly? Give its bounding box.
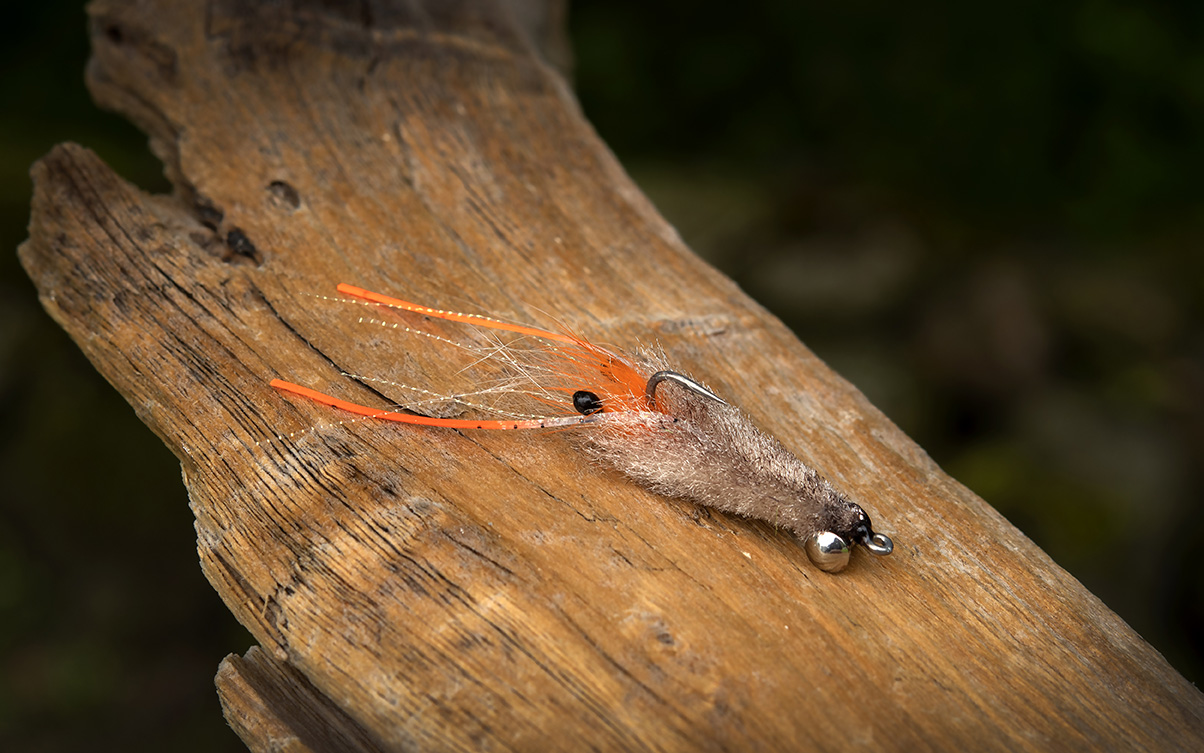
[270,283,894,573]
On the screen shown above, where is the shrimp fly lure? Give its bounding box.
[270,284,894,573]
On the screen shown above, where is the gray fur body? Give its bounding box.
[586,380,864,542]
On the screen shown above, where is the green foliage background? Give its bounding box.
[1,1,1200,750]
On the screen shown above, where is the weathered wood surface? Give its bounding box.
[18,0,1204,751]
[216,646,383,753]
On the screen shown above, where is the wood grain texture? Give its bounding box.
[216,646,384,753]
[18,0,1204,750]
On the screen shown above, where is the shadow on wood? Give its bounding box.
[18,0,1204,751]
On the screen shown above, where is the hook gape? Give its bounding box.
[645,370,728,408]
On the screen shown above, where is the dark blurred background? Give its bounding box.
[1,1,1200,750]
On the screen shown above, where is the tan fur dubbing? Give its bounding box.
[585,379,864,543]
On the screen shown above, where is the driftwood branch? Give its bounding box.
[19,0,1204,750]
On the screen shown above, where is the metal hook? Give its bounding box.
[645,370,728,409]
[864,532,894,556]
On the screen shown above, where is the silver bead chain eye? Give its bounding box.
[805,532,851,572]
[805,530,893,572]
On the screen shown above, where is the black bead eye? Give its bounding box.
[573,390,603,415]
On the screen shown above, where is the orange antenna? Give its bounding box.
[334,283,649,411]
[336,283,578,345]
[270,379,594,430]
